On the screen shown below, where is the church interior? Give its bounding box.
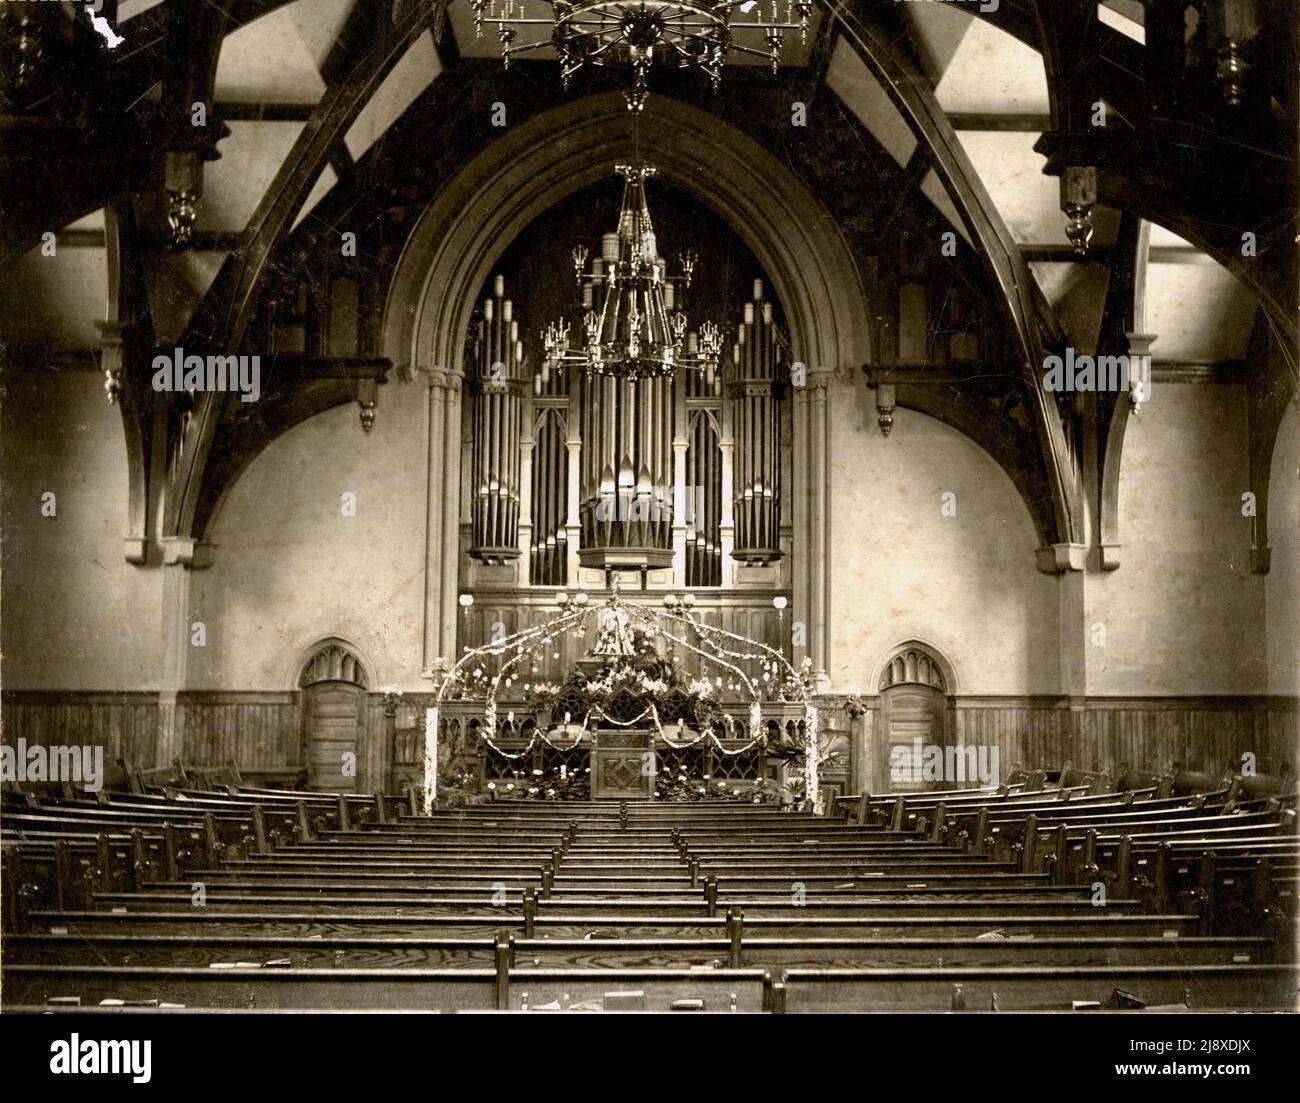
[0,0,1297,1017]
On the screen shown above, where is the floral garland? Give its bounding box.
[480,703,766,758]
[424,593,819,811]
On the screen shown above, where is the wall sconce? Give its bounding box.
[772,594,788,629]
[1210,0,1258,109]
[875,381,895,437]
[357,376,378,433]
[1061,166,1097,257]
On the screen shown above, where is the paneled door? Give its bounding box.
[302,681,365,791]
[877,684,945,793]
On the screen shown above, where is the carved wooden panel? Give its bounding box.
[299,643,368,688]
[593,750,652,799]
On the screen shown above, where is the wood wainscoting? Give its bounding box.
[4,691,1295,799]
[851,695,1298,794]
[1,689,393,794]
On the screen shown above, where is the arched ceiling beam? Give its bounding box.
[829,1,1083,554]
[1094,211,1149,571]
[100,197,159,565]
[163,2,441,549]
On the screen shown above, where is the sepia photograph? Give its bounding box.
[0,0,1297,1073]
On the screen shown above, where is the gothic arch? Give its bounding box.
[872,640,959,696]
[381,91,872,383]
[293,637,373,691]
[381,90,872,669]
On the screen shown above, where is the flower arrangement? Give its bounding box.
[522,681,563,706]
[652,766,784,804]
[490,765,592,801]
[434,764,489,808]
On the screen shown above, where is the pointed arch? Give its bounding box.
[293,636,374,690]
[872,640,959,695]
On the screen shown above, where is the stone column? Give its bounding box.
[420,368,447,675]
[791,377,812,671]
[807,368,832,685]
[440,368,464,663]
[156,537,211,768]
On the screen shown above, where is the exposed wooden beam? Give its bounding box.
[947,113,1052,132]
[1147,245,1220,265]
[168,4,437,547]
[1093,211,1146,570]
[102,198,158,565]
[215,102,319,122]
[833,1,1084,555]
[1020,244,1115,264]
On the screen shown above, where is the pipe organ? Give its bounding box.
[685,350,723,586]
[530,354,570,586]
[578,371,674,569]
[464,273,788,588]
[731,279,784,563]
[467,275,525,562]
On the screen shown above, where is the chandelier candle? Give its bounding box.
[471,1,814,109]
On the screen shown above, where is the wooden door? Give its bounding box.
[302,681,365,791]
[877,684,945,793]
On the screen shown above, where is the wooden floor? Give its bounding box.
[3,787,1297,1013]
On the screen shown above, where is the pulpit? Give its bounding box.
[591,728,654,800]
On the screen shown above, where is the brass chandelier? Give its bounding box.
[541,159,723,382]
[470,0,813,110]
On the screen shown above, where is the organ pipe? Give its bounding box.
[469,275,525,563]
[577,368,674,568]
[731,279,784,563]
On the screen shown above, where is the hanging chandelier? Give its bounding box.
[469,0,813,110]
[541,161,723,381]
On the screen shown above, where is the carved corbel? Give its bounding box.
[1034,543,1087,575]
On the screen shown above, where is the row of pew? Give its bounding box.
[2,769,1297,1013]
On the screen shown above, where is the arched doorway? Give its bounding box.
[876,645,950,794]
[298,642,369,792]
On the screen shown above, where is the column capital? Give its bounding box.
[420,365,464,393]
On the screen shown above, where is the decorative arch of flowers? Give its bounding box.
[422,590,818,813]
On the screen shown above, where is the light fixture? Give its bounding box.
[543,160,722,382]
[470,0,813,112]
